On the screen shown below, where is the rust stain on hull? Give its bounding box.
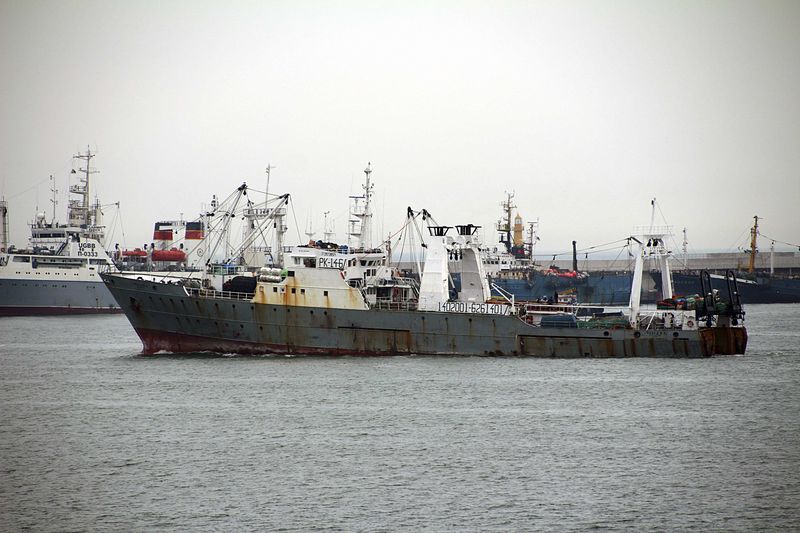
[104,274,746,358]
[137,327,409,356]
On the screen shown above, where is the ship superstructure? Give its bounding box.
[123,164,407,302]
[220,164,412,304]
[117,219,205,272]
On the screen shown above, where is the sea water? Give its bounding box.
[1,305,798,531]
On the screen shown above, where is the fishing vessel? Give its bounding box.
[463,193,637,305]
[102,166,747,357]
[657,216,800,303]
[0,149,121,315]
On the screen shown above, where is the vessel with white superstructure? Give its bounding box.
[102,165,747,357]
[0,149,121,316]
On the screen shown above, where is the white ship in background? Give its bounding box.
[0,150,274,315]
[0,149,121,315]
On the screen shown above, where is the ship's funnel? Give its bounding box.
[185,221,205,265]
[572,240,578,272]
[153,221,174,250]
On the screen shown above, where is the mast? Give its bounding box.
[243,164,285,267]
[361,162,373,249]
[61,147,107,245]
[649,197,656,231]
[69,148,97,228]
[347,163,374,250]
[323,211,334,242]
[507,196,512,248]
[770,240,775,276]
[49,174,58,225]
[527,219,539,266]
[270,193,287,268]
[496,192,515,252]
[275,204,287,268]
[265,164,275,202]
[0,198,8,252]
[304,215,314,242]
[748,215,759,273]
[682,227,688,271]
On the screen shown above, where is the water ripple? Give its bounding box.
[0,307,799,530]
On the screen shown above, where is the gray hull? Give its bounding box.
[0,279,121,316]
[102,274,747,357]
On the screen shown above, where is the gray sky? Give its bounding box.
[1,0,798,258]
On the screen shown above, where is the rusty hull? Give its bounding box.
[103,274,745,357]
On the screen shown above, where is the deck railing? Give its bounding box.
[371,298,419,311]
[186,288,254,301]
